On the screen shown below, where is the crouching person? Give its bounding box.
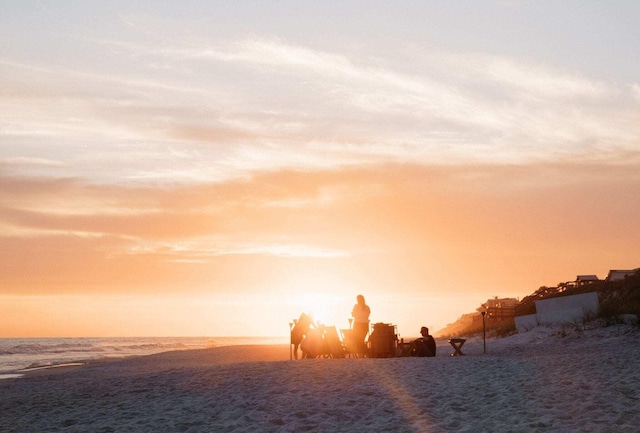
[291,313,314,360]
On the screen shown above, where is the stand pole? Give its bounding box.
[289,322,294,360]
[481,311,486,354]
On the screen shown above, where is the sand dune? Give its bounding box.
[1,324,638,432]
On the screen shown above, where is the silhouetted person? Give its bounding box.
[410,326,436,357]
[291,313,314,360]
[351,294,371,355]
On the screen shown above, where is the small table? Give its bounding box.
[448,338,466,356]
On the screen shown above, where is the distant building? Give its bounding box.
[436,296,519,336]
[482,296,518,320]
[576,275,599,286]
[605,269,639,282]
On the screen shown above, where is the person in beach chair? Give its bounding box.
[291,313,314,360]
[410,326,436,357]
[300,325,327,358]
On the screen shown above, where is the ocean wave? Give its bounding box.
[0,343,101,356]
[0,337,281,371]
[94,342,189,353]
[0,341,192,357]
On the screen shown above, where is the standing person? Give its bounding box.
[351,294,371,355]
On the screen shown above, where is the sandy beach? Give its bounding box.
[1,324,638,433]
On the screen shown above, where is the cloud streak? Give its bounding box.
[3,31,639,184]
[2,160,639,297]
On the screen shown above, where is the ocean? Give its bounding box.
[0,336,288,373]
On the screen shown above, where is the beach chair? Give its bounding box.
[300,327,326,358]
[324,326,346,358]
[340,328,363,358]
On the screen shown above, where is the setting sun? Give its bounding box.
[290,293,344,327]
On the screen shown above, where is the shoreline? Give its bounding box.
[2,343,294,382]
[3,322,637,376]
[0,335,288,374]
[2,322,636,379]
[2,335,448,380]
[1,326,638,432]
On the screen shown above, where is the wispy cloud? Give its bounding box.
[0,157,64,168]
[126,240,350,260]
[212,243,350,259]
[2,160,640,297]
[3,28,640,184]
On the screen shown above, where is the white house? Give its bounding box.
[605,269,639,282]
[515,292,599,332]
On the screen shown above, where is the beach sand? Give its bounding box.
[1,324,638,432]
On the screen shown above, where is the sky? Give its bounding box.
[1,1,639,338]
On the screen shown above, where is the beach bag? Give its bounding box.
[369,323,396,358]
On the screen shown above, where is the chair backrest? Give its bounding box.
[340,329,361,355]
[324,326,345,358]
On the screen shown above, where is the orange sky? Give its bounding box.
[1,2,639,337]
[1,162,639,337]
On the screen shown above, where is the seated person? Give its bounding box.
[410,326,436,357]
[300,326,326,359]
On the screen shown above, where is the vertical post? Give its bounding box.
[481,311,486,354]
[289,322,294,360]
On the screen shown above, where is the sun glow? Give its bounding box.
[290,293,346,328]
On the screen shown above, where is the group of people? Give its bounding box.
[290,294,436,359]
